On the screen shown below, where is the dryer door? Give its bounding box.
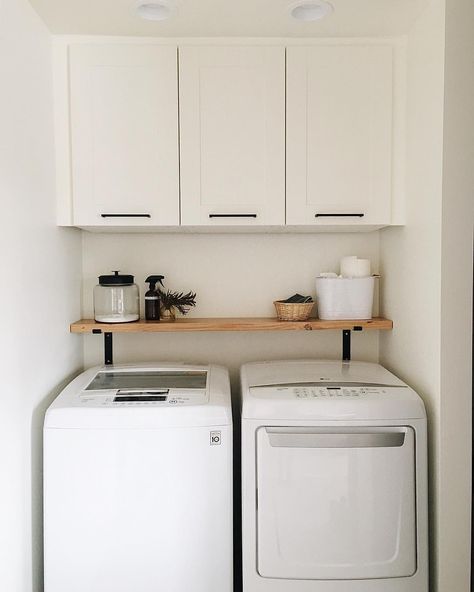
[256,426,416,580]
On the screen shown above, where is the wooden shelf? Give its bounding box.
[71,317,393,334]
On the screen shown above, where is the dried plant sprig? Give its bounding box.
[158,289,197,315]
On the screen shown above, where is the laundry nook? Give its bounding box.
[1,1,472,592]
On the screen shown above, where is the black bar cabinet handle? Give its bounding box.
[315,213,365,218]
[209,214,258,219]
[101,213,152,218]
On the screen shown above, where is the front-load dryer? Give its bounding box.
[241,360,427,592]
[44,363,233,592]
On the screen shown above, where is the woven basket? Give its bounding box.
[274,301,314,321]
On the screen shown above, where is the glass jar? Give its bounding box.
[94,271,139,323]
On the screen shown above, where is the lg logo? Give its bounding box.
[210,431,222,445]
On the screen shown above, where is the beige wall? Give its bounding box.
[81,232,381,383]
[438,0,474,587]
[381,0,473,589]
[379,0,446,588]
[0,1,83,591]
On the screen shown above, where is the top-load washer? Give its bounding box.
[44,363,233,592]
[241,360,427,592]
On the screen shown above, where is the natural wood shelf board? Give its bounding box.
[71,317,393,334]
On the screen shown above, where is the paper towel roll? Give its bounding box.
[355,259,371,277]
[340,256,371,278]
[340,256,357,277]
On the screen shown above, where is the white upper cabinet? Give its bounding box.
[179,46,285,226]
[68,45,179,226]
[286,45,394,226]
[56,40,402,230]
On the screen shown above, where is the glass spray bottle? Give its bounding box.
[144,275,165,321]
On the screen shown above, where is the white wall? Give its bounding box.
[0,1,83,591]
[379,1,445,587]
[381,0,474,589]
[380,0,445,416]
[82,232,380,383]
[438,0,474,587]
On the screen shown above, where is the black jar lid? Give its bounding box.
[98,271,134,286]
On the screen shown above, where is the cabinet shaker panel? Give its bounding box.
[69,44,179,226]
[286,45,393,226]
[179,46,285,226]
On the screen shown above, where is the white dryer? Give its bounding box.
[241,360,427,592]
[44,363,233,592]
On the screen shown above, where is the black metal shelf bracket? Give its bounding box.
[342,326,363,361]
[104,333,113,365]
[91,329,114,365]
[342,330,351,361]
[92,327,362,365]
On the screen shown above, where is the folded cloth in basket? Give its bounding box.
[279,293,313,304]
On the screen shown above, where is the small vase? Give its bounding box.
[161,306,176,322]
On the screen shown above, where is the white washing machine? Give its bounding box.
[241,360,428,592]
[44,363,233,592]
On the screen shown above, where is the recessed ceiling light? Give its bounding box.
[135,0,176,21]
[290,0,334,21]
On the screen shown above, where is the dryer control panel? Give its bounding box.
[250,383,404,401]
[293,386,386,398]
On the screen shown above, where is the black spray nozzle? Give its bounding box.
[145,275,165,290]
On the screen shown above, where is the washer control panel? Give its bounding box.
[78,390,208,407]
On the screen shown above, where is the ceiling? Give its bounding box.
[29,0,429,38]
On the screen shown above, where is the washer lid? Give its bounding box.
[241,360,426,421]
[84,368,208,392]
[45,364,232,428]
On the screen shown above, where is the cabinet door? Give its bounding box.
[69,45,179,226]
[287,45,393,226]
[179,46,285,226]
